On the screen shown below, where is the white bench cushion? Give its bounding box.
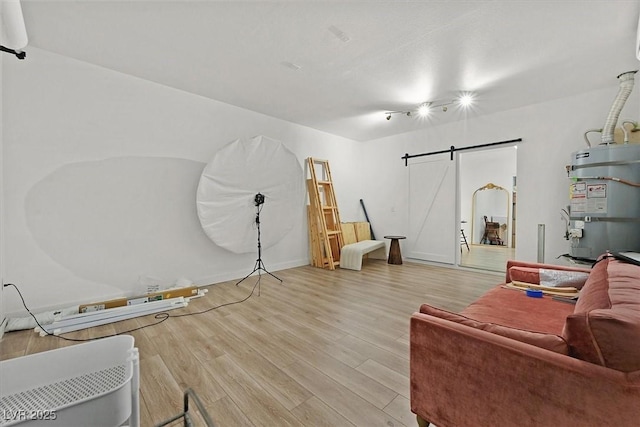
[340,240,386,271]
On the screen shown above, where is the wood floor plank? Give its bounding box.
[283,360,403,427]
[24,334,58,356]
[384,394,415,427]
[168,314,226,361]
[138,392,154,427]
[356,359,410,398]
[275,330,397,409]
[139,354,184,423]
[215,312,300,369]
[149,333,227,406]
[205,396,256,426]
[337,334,409,377]
[204,354,304,427]
[263,314,364,368]
[88,323,116,339]
[314,313,409,358]
[201,316,313,411]
[291,396,356,427]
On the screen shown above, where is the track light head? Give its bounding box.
[386,115,391,120]
[459,93,474,107]
[417,102,431,117]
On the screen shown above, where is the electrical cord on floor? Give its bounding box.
[3,277,261,342]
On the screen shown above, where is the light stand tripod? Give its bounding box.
[235,193,282,293]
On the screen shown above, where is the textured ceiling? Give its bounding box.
[19,0,640,141]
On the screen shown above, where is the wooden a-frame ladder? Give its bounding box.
[306,158,344,270]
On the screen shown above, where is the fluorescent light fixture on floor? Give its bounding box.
[36,297,188,336]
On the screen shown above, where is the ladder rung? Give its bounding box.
[317,181,332,185]
[322,206,336,210]
[327,230,342,236]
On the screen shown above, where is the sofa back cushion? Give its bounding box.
[421,304,569,354]
[563,257,640,372]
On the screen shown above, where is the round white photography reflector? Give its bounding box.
[1,0,29,50]
[196,135,304,254]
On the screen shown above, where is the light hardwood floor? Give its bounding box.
[460,244,516,272]
[0,260,502,427]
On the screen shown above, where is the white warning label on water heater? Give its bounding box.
[569,182,607,214]
[587,184,606,198]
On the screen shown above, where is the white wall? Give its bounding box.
[1,48,361,314]
[360,83,639,266]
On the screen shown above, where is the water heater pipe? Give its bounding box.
[621,120,638,144]
[574,176,640,187]
[583,129,602,148]
[601,71,637,145]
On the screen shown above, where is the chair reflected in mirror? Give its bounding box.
[460,220,470,252]
[481,215,503,245]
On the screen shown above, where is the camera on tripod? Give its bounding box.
[235,191,282,288]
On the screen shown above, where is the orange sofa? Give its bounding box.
[410,256,640,427]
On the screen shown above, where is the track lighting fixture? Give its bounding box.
[384,93,474,121]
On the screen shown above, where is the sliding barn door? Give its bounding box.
[407,157,457,264]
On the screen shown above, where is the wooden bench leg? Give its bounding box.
[416,414,430,427]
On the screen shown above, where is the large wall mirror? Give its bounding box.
[471,183,510,246]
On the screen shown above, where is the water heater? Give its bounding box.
[567,143,640,260]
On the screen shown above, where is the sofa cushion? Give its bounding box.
[563,257,640,372]
[509,266,589,289]
[460,286,574,334]
[420,304,569,354]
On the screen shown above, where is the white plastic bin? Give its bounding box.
[0,335,139,427]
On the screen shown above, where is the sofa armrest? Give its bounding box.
[505,260,591,283]
[410,312,640,427]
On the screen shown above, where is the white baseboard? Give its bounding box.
[198,258,309,286]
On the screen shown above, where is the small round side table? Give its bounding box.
[384,235,406,265]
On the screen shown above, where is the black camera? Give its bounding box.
[254,193,265,206]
